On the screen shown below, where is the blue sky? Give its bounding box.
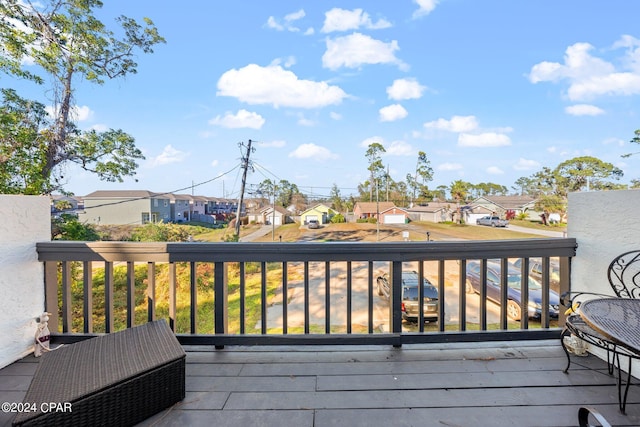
[7,1,640,199]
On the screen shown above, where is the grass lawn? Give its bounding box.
[252,221,546,243]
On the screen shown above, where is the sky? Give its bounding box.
[5,0,640,200]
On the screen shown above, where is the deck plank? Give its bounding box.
[2,340,640,427]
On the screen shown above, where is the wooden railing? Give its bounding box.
[37,238,577,347]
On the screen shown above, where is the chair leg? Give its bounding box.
[606,346,615,375]
[615,354,632,414]
[560,328,572,373]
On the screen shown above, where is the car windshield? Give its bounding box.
[507,274,542,290]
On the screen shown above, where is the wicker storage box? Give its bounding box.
[13,319,185,427]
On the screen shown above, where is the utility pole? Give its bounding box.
[235,139,254,237]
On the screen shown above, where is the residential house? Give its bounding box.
[260,205,292,226]
[78,190,171,225]
[378,206,410,224]
[406,202,453,223]
[353,202,396,220]
[191,196,208,216]
[169,194,193,222]
[470,195,538,220]
[300,204,337,225]
[204,197,243,217]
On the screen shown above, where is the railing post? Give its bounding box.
[44,261,59,333]
[214,261,228,349]
[390,261,403,346]
[559,256,571,326]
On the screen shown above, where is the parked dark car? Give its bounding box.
[512,257,561,292]
[476,216,509,227]
[465,260,560,320]
[376,271,439,322]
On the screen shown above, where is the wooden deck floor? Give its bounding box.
[1,340,639,426]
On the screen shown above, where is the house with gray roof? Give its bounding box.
[78,190,172,225]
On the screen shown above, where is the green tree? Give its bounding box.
[0,89,49,193]
[0,0,165,194]
[553,156,623,196]
[365,142,386,201]
[330,183,343,212]
[407,150,434,205]
[513,176,536,196]
[52,213,100,240]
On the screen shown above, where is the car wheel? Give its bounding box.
[465,279,475,294]
[491,222,496,227]
[507,300,521,320]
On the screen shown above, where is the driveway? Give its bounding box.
[262,260,503,332]
[239,225,273,242]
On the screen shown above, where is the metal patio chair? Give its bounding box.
[561,250,640,413]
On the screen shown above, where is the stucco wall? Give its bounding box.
[568,189,640,366]
[0,195,50,369]
[568,189,640,295]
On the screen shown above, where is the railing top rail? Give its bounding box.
[37,238,577,263]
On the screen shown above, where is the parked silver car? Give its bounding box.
[476,216,508,227]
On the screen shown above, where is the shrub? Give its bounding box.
[330,213,346,223]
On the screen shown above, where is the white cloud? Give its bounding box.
[211,159,219,167]
[297,114,316,126]
[217,63,347,108]
[360,136,385,148]
[513,158,541,171]
[321,8,391,33]
[412,0,439,19]
[148,145,189,167]
[265,9,306,33]
[565,104,605,116]
[285,9,305,22]
[379,104,408,122]
[385,140,413,156]
[46,104,94,121]
[208,109,265,129]
[258,140,286,148]
[387,78,426,100]
[486,166,504,175]
[458,132,511,147]
[438,162,463,171]
[329,111,342,120]
[72,105,93,121]
[289,143,338,161]
[529,39,640,101]
[424,115,479,133]
[265,16,284,31]
[322,33,406,70]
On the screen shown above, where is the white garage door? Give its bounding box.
[306,215,318,223]
[384,214,405,224]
